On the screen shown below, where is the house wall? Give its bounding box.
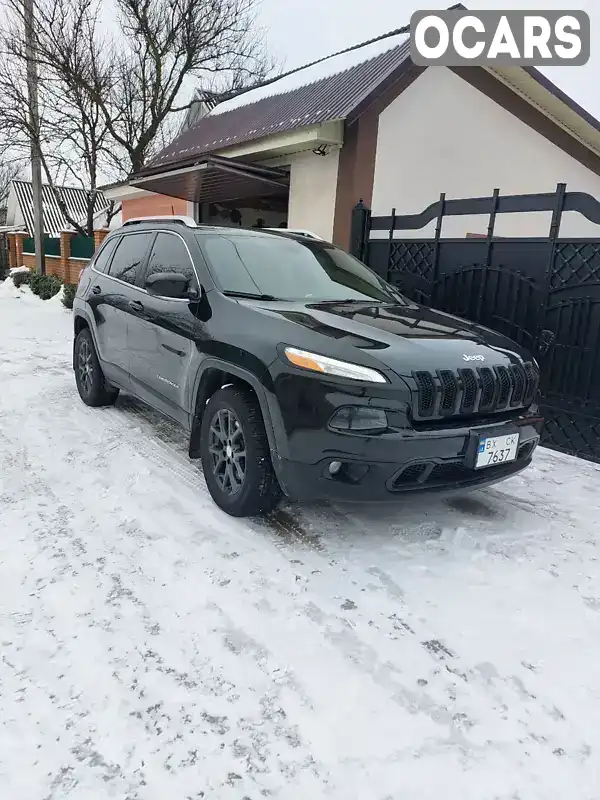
[371,67,600,239]
[121,193,194,221]
[109,209,123,229]
[285,149,340,240]
[331,63,424,249]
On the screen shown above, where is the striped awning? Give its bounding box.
[12,180,109,237]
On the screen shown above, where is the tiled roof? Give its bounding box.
[12,180,109,237]
[147,34,410,173]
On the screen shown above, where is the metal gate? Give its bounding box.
[351,183,600,463]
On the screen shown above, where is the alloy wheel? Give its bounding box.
[78,339,94,396]
[208,408,247,495]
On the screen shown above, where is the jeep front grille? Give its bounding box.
[411,362,539,421]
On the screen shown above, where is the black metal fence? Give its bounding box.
[351,183,600,463]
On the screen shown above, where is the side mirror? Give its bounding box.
[146,271,195,299]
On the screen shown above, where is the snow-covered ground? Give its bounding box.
[2,283,600,800]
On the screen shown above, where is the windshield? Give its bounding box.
[198,233,405,303]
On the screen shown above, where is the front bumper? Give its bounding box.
[265,366,543,503]
[277,425,540,502]
[273,415,543,503]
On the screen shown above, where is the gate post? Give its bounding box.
[536,183,566,353]
[430,192,446,305]
[485,188,500,268]
[473,188,500,321]
[547,183,566,252]
[350,199,371,262]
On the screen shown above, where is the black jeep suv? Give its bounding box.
[72,217,543,517]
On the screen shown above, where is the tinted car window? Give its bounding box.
[200,234,403,303]
[109,233,153,286]
[145,232,196,287]
[92,236,119,274]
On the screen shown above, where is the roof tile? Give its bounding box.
[147,39,410,171]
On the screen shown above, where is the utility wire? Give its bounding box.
[209,2,466,105]
[211,24,411,106]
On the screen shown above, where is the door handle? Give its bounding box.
[128,300,144,311]
[91,285,101,295]
[161,343,186,357]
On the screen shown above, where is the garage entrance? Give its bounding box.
[130,155,290,230]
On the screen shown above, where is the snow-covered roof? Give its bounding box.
[144,33,411,172]
[209,31,410,116]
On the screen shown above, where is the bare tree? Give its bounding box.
[106,0,275,172]
[0,0,274,238]
[28,0,275,175]
[0,0,115,235]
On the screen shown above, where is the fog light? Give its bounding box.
[329,461,343,475]
[330,406,388,432]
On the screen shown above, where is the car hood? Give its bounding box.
[247,299,533,376]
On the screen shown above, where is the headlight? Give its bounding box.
[283,347,387,383]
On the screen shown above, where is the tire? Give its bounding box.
[200,386,282,517]
[74,328,119,407]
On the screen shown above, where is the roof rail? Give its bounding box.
[122,215,198,228]
[264,228,323,240]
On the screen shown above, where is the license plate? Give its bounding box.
[475,433,519,469]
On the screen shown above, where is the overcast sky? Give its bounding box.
[257,0,600,118]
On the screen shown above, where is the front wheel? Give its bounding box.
[74,328,119,407]
[200,386,282,517]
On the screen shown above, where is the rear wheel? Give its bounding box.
[200,386,282,517]
[74,328,119,407]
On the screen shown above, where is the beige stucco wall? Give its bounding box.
[120,192,195,222]
[285,149,340,240]
[371,67,600,239]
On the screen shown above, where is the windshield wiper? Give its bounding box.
[222,291,280,301]
[315,298,385,304]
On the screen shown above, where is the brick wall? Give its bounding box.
[15,252,86,284]
[47,256,87,284]
[20,254,37,270]
[122,194,189,220]
[7,229,109,284]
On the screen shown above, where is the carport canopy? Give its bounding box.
[129,155,290,205]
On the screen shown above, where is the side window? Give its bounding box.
[91,237,119,274]
[108,233,153,286]
[145,233,196,288]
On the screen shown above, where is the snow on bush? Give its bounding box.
[10,269,31,289]
[0,267,71,309]
[0,276,26,299]
[29,273,62,300]
[48,286,66,305]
